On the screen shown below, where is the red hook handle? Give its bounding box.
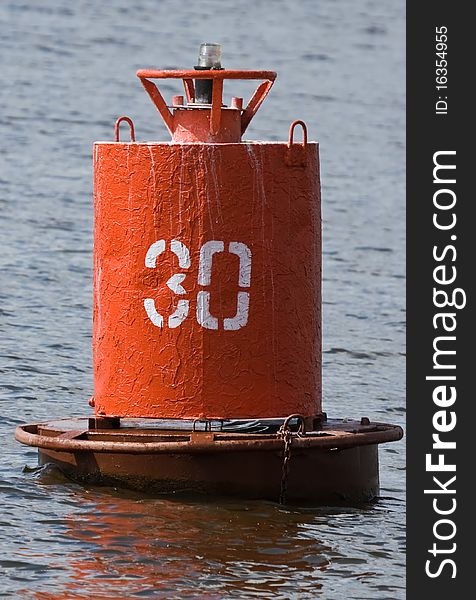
[136,69,276,137]
[114,116,135,142]
[286,120,308,167]
[288,120,308,148]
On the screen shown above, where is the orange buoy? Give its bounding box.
[92,56,321,422]
[15,45,403,504]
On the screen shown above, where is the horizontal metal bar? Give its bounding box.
[137,69,276,81]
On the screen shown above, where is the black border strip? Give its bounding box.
[407,4,471,596]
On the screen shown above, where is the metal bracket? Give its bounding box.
[88,416,121,430]
[136,69,276,138]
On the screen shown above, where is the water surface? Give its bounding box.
[0,0,405,597]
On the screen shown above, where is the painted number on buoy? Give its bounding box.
[144,240,252,330]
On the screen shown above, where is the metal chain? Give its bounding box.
[277,426,293,505]
[276,414,306,504]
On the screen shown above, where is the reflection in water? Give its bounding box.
[30,484,330,599]
[8,466,403,598]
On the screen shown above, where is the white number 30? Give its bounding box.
[144,240,252,331]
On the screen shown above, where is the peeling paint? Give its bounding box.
[93,142,321,419]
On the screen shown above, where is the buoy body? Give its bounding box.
[15,49,403,504]
[93,141,321,419]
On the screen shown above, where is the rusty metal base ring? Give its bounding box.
[16,418,402,505]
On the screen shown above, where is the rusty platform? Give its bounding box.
[16,417,402,505]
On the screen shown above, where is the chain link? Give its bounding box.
[277,414,306,504]
[277,426,293,504]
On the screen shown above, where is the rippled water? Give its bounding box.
[0,0,405,597]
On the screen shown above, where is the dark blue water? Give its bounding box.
[0,0,405,597]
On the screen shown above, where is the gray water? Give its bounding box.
[0,0,405,598]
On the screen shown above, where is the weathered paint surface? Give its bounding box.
[38,444,379,504]
[93,141,321,419]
